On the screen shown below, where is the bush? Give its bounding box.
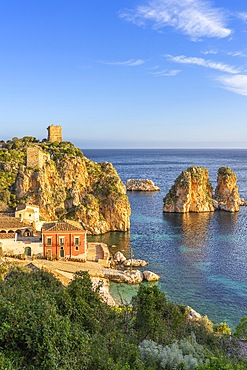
[139,335,209,369]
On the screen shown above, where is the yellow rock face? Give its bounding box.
[163,166,214,213]
[214,167,241,212]
[14,145,130,234]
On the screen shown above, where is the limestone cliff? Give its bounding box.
[163,166,214,213]
[214,167,241,212]
[0,138,130,234]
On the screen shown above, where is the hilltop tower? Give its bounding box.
[47,124,62,143]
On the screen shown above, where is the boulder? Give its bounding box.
[186,306,202,321]
[123,269,143,284]
[113,251,126,264]
[103,268,143,284]
[143,270,160,281]
[126,179,160,191]
[123,259,148,267]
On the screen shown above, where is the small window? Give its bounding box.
[74,236,80,245]
[46,237,52,246]
[75,245,79,251]
[29,214,32,217]
[59,237,65,246]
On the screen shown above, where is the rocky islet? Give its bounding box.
[163,165,245,213]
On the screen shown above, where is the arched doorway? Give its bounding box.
[25,246,31,257]
[60,247,65,258]
[23,229,31,237]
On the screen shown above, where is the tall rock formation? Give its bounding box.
[214,167,241,212]
[163,166,214,213]
[0,138,130,234]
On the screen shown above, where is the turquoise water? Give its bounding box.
[85,149,247,329]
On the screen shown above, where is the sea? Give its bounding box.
[83,149,247,329]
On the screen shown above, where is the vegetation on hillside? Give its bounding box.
[0,267,246,369]
[0,137,84,208]
[0,137,130,235]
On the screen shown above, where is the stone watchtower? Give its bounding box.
[47,124,62,143]
[26,146,50,168]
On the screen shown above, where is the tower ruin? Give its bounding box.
[47,124,62,143]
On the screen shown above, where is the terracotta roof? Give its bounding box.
[42,221,84,232]
[0,215,31,230]
[0,233,15,239]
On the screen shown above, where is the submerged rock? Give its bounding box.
[214,167,242,212]
[163,166,214,213]
[126,179,160,191]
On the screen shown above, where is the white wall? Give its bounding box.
[0,239,43,256]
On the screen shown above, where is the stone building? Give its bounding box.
[47,124,62,143]
[42,221,87,260]
[0,215,33,239]
[15,204,40,225]
[26,146,50,169]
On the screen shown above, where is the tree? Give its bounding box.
[234,317,247,340]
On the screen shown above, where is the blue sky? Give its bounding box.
[1,0,247,148]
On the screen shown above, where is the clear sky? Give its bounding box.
[1,0,247,148]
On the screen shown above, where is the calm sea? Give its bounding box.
[84,149,247,329]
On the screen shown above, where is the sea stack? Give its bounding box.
[163,166,214,213]
[214,167,241,212]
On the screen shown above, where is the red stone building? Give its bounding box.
[42,221,87,260]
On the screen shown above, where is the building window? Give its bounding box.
[46,237,52,246]
[75,245,79,251]
[74,236,80,245]
[59,237,65,246]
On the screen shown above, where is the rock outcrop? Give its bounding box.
[163,166,214,213]
[0,138,130,235]
[113,252,148,267]
[214,167,242,212]
[103,268,143,284]
[126,179,160,191]
[143,270,160,281]
[123,259,148,267]
[113,251,127,264]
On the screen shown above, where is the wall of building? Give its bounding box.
[43,231,87,260]
[15,207,40,224]
[26,146,50,169]
[0,239,43,257]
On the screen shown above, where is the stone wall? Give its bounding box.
[26,146,50,169]
[47,125,62,142]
